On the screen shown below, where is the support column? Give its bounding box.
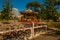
[31,22,34,38]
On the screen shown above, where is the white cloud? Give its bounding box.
[12,8,20,16]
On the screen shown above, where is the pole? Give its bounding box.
[31,22,34,38]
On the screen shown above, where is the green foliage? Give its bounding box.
[53,22,60,29]
[1,0,12,20]
[26,2,41,12]
[47,22,55,28]
[26,2,42,19]
[44,0,58,21]
[55,30,60,35]
[47,22,60,29]
[26,0,59,21]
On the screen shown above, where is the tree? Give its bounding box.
[44,0,58,21]
[26,2,43,20]
[26,2,41,12]
[26,0,59,21]
[1,0,13,20]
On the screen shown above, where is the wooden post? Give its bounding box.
[31,22,34,38]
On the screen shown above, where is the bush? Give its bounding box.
[53,22,60,29]
[47,22,60,29]
[55,30,60,35]
[47,22,55,28]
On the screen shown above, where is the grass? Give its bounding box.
[47,22,60,29]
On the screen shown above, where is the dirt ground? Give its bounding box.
[31,35,60,40]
